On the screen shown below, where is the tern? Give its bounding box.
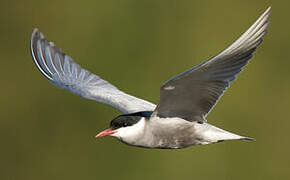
[30,7,270,149]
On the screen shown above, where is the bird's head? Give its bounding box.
[96,111,152,141]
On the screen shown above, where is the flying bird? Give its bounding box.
[30,7,270,149]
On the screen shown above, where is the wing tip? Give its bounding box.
[30,28,44,42]
[30,28,54,80]
[251,6,271,46]
[265,6,271,13]
[30,28,39,47]
[259,6,271,24]
[261,6,271,18]
[31,28,38,37]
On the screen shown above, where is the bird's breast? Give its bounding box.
[143,117,199,149]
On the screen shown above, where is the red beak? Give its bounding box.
[96,128,116,138]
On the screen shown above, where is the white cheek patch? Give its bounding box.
[111,118,146,144]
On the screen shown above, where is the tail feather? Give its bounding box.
[240,137,255,141]
[195,123,254,144]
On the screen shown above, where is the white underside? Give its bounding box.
[111,117,251,148]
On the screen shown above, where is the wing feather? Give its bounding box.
[30,29,156,114]
[154,7,270,122]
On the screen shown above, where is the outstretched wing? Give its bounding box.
[153,7,270,122]
[30,29,156,114]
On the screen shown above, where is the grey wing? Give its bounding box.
[30,29,156,114]
[153,7,270,122]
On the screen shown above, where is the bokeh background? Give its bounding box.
[1,0,290,179]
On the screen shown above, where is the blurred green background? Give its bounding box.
[1,0,290,179]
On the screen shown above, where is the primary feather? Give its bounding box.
[30,29,156,114]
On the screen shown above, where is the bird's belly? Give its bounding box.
[141,118,203,149]
[150,131,201,149]
[117,134,197,149]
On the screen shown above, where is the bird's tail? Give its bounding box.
[195,123,255,144]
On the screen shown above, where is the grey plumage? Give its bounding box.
[154,7,270,122]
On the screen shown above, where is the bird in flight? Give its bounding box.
[30,7,270,149]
